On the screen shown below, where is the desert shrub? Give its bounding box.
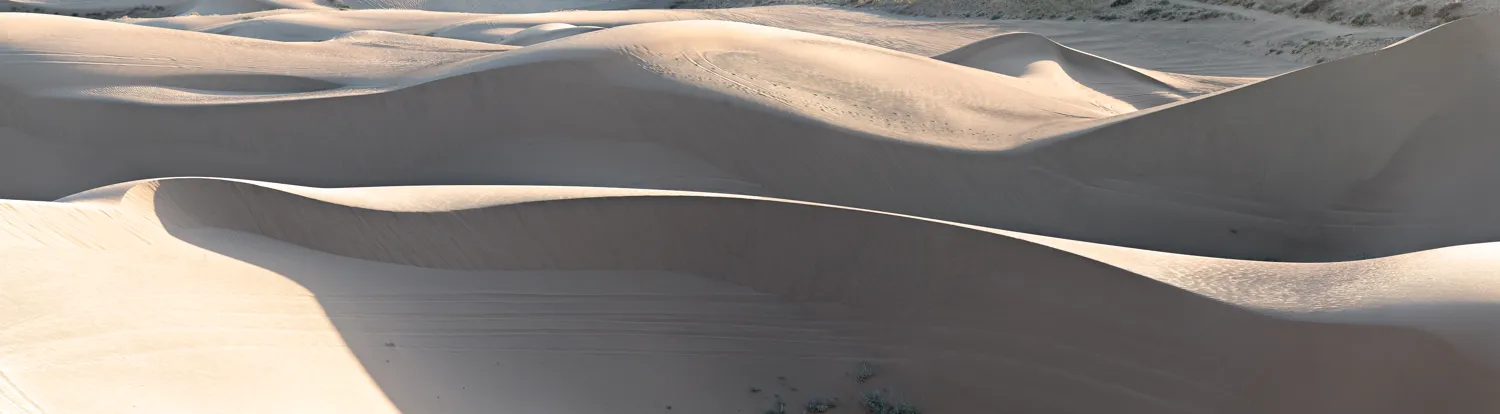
[1435,1,1462,20]
[806,397,840,413]
[860,390,920,414]
[1350,12,1373,25]
[1298,0,1330,14]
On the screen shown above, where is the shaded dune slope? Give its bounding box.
[1022,16,1500,260]
[1,177,1494,413]
[997,228,1500,370]
[0,17,1108,195]
[4,16,1500,261]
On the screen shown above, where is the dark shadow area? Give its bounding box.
[151,74,347,94]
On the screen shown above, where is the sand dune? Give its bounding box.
[0,15,1114,196]
[121,7,1307,77]
[4,2,1499,412]
[1,177,1495,413]
[4,14,1499,259]
[1023,17,1500,259]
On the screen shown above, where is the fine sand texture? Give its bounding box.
[2,2,1499,414]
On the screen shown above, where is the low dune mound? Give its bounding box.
[0,177,1492,414]
[934,32,1194,110]
[499,22,605,46]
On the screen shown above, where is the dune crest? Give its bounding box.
[1,177,1495,413]
[5,16,1500,260]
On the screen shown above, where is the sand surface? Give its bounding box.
[2,2,1499,413]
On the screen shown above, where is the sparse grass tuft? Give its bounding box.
[851,361,879,383]
[806,397,840,413]
[860,390,920,414]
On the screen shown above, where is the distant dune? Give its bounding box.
[2,3,1497,414]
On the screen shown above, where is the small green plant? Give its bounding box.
[851,361,880,383]
[806,397,840,413]
[860,390,920,414]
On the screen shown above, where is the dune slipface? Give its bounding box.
[1,4,1498,414]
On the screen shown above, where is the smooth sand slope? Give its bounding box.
[2,13,1498,260]
[2,178,1496,414]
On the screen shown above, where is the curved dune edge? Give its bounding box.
[147,8,1250,101]
[111,8,1243,111]
[0,14,1156,116]
[2,177,1496,414]
[3,15,1499,262]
